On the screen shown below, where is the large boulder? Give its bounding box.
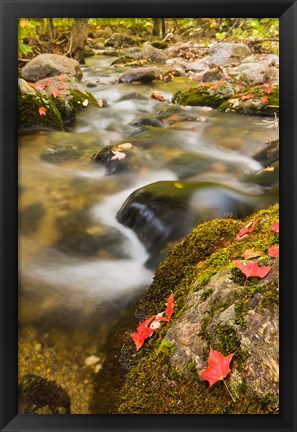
[118,67,161,83]
[22,54,82,82]
[231,62,266,85]
[115,204,280,414]
[141,42,168,63]
[208,42,251,66]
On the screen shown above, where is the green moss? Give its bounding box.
[172,82,234,108]
[200,287,214,301]
[218,84,279,116]
[68,89,99,110]
[18,91,63,130]
[151,41,168,49]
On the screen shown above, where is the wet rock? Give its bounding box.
[54,228,129,259]
[208,42,251,66]
[19,203,45,235]
[19,374,71,414]
[253,139,279,166]
[116,180,274,266]
[92,142,145,174]
[117,92,148,102]
[84,45,95,57]
[141,42,168,63]
[172,81,234,108]
[40,145,80,163]
[130,117,164,129]
[118,67,161,84]
[22,53,82,82]
[246,161,279,190]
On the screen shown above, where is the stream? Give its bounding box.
[18,54,279,413]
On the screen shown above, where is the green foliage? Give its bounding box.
[18,19,40,57]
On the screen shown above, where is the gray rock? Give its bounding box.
[263,66,279,84]
[105,33,135,48]
[22,54,82,82]
[141,42,168,63]
[208,42,251,65]
[118,67,161,83]
[18,78,36,95]
[263,54,279,67]
[165,265,279,399]
[232,62,266,85]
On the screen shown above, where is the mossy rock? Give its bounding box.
[18,91,63,130]
[218,84,279,116]
[172,81,234,108]
[115,204,279,414]
[151,41,168,50]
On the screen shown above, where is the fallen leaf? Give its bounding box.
[82,99,89,106]
[116,143,133,150]
[261,96,269,103]
[52,90,61,98]
[234,260,271,286]
[35,83,47,91]
[165,293,174,322]
[268,245,279,258]
[174,182,183,189]
[57,76,66,82]
[38,106,47,116]
[236,219,258,238]
[46,78,54,83]
[264,88,272,94]
[111,151,126,161]
[243,249,263,259]
[200,347,234,387]
[57,85,65,90]
[241,94,255,101]
[98,99,105,107]
[272,221,279,233]
[131,316,156,351]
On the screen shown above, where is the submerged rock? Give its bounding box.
[117,92,148,102]
[41,145,80,163]
[22,53,82,82]
[118,67,161,83]
[116,180,277,267]
[19,374,71,414]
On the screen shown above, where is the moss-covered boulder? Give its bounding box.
[115,204,279,414]
[18,75,100,130]
[172,81,234,108]
[218,84,279,116]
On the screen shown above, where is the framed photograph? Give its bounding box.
[1,0,296,431]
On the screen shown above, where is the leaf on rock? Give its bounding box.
[38,106,47,116]
[261,96,269,103]
[35,83,47,91]
[236,219,258,238]
[165,293,174,322]
[243,249,263,259]
[268,245,279,258]
[200,347,234,387]
[272,221,279,233]
[174,182,183,189]
[241,94,255,100]
[111,151,126,161]
[234,260,271,285]
[52,90,61,98]
[131,316,156,351]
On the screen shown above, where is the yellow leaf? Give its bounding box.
[174,182,183,189]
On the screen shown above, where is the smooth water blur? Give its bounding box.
[18,55,278,336]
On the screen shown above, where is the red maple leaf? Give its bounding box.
[241,94,254,100]
[200,347,234,387]
[38,106,47,116]
[57,85,65,91]
[272,221,279,233]
[264,88,272,94]
[57,76,66,82]
[46,78,54,83]
[52,90,61,98]
[268,245,279,258]
[131,316,156,351]
[234,260,271,286]
[165,293,174,321]
[261,96,269,103]
[236,219,258,238]
[35,83,47,91]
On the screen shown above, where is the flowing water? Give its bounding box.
[18,55,279,412]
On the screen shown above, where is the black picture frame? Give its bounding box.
[1,1,296,431]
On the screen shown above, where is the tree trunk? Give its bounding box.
[48,18,56,40]
[161,19,166,38]
[152,18,162,36]
[69,18,88,64]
